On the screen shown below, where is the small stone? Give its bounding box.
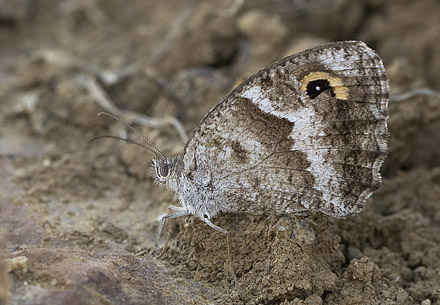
[8,256,29,273]
[421,299,431,305]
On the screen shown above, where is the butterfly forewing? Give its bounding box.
[183,41,389,218]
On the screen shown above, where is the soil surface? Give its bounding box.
[1,1,440,304]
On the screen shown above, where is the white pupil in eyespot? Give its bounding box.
[316,85,321,91]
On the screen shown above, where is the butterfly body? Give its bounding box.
[151,41,389,230]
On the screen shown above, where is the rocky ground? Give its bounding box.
[1,0,440,304]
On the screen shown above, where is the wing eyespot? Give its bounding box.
[306,79,334,99]
[300,71,349,100]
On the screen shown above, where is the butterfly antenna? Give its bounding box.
[96,112,165,159]
[89,135,159,157]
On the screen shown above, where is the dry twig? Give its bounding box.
[84,75,188,142]
[390,88,438,103]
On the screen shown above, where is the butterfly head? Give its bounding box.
[151,156,183,186]
[89,112,184,188]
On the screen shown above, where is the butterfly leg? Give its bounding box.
[202,217,228,234]
[203,217,242,296]
[150,210,189,256]
[169,205,186,211]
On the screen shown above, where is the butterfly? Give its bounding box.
[92,41,389,249]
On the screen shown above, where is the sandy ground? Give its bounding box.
[1,0,440,304]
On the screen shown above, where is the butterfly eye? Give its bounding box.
[306,79,334,99]
[158,163,170,178]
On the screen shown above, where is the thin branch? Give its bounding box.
[390,88,438,103]
[84,75,188,143]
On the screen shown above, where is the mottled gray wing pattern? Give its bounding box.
[183,41,389,218]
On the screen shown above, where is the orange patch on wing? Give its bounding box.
[300,72,349,100]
